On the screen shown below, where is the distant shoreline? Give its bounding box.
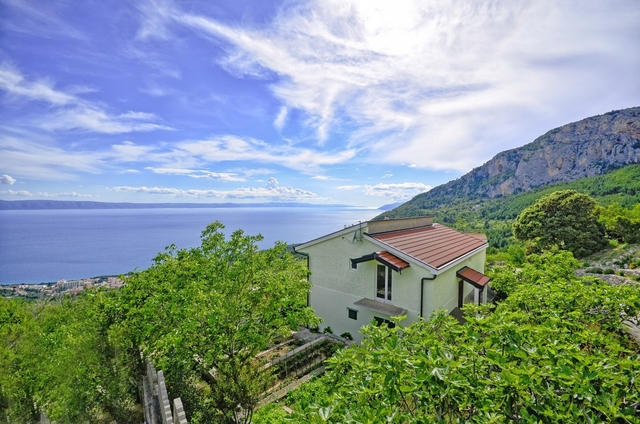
[1,275,124,297]
[0,199,379,211]
[0,274,126,287]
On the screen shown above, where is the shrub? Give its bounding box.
[340,332,353,340]
[603,268,615,275]
[252,403,290,423]
[323,326,333,334]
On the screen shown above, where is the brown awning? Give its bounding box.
[351,251,409,273]
[457,266,491,289]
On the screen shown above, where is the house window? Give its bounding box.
[376,264,392,303]
[374,316,396,328]
[347,308,358,320]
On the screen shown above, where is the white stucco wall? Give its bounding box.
[297,226,487,343]
[427,248,488,318]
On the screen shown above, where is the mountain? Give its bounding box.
[383,107,640,216]
[378,201,405,211]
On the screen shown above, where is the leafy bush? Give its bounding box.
[585,267,604,274]
[288,252,640,423]
[322,326,333,334]
[339,332,353,341]
[252,403,289,423]
[603,268,615,274]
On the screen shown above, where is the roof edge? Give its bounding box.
[367,216,434,235]
[295,221,366,250]
[434,243,489,273]
[364,233,440,274]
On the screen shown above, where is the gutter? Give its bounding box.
[293,246,311,307]
[420,275,437,318]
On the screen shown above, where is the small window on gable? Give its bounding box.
[347,308,358,320]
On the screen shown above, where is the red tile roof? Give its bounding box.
[375,251,410,271]
[457,266,491,288]
[368,224,487,270]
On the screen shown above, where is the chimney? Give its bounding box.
[367,216,433,234]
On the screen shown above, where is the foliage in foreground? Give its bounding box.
[284,252,640,423]
[0,222,318,424]
[0,293,139,423]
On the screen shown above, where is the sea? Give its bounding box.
[0,206,380,285]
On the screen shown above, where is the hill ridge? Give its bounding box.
[389,106,640,215]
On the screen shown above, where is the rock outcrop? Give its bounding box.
[431,107,640,199]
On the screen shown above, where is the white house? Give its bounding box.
[294,216,490,342]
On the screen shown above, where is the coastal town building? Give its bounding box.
[295,216,490,342]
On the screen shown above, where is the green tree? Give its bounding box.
[111,222,318,423]
[513,190,607,257]
[285,251,640,423]
[0,293,139,424]
[599,202,640,243]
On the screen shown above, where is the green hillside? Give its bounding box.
[378,164,640,248]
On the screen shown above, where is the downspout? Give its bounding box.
[293,247,311,307]
[420,275,437,318]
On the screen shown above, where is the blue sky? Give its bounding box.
[1,0,639,207]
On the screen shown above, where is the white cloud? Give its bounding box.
[274,106,288,130]
[113,178,325,201]
[0,65,173,134]
[111,142,157,162]
[312,175,346,181]
[0,189,31,196]
[38,191,93,198]
[364,182,432,201]
[1,0,87,40]
[0,174,16,185]
[382,173,393,179]
[0,132,105,180]
[152,0,640,171]
[145,167,246,182]
[0,65,76,105]
[177,135,356,172]
[0,189,92,198]
[337,185,361,190]
[41,108,173,134]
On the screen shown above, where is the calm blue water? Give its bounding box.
[0,207,379,285]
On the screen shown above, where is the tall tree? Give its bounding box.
[512,190,607,257]
[111,221,318,423]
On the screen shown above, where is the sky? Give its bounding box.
[0,0,639,207]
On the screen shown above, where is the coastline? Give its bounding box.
[0,275,124,299]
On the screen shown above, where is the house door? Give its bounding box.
[376,264,392,303]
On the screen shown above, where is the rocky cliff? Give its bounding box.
[427,107,640,200]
